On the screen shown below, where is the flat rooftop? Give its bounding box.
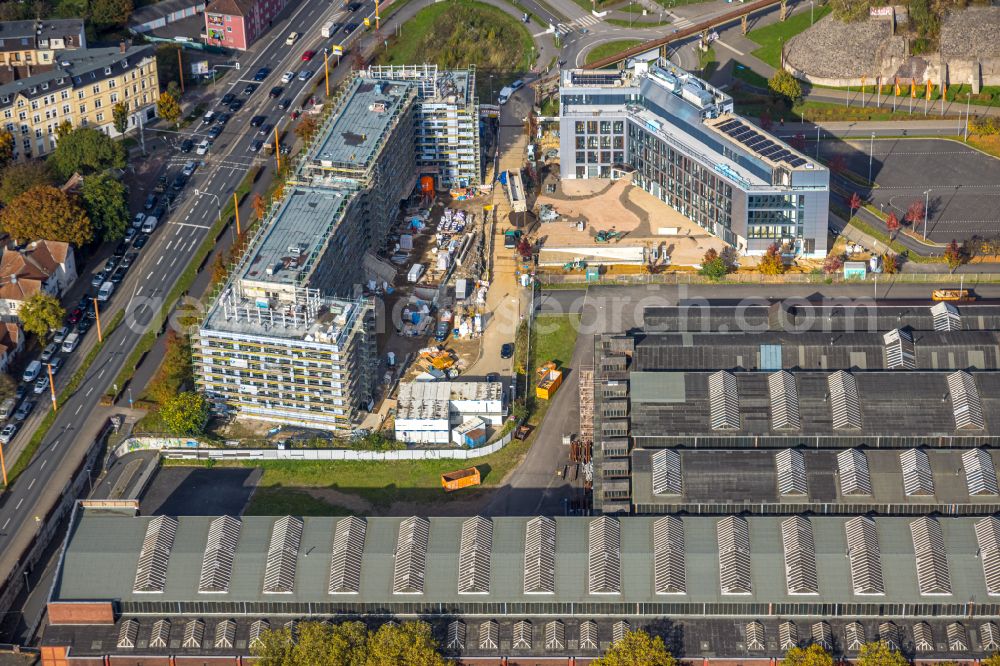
[396,381,504,420]
[630,447,1000,514]
[239,187,351,289]
[305,76,415,173]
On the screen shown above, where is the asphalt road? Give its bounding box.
[0,0,377,593]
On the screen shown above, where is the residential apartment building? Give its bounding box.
[0,19,85,69]
[204,0,291,50]
[0,240,77,316]
[559,60,829,257]
[195,74,421,432]
[367,64,482,188]
[0,43,159,158]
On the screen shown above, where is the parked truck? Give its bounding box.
[441,467,481,492]
[321,20,337,37]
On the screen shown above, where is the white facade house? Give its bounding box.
[395,381,505,444]
[0,241,77,317]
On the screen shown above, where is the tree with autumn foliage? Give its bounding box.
[904,198,925,226]
[295,114,319,143]
[145,330,192,405]
[945,239,964,271]
[856,641,911,666]
[882,253,898,274]
[782,644,834,666]
[823,253,845,274]
[758,243,785,275]
[252,193,266,221]
[848,191,863,218]
[592,629,677,666]
[157,91,182,126]
[699,247,730,280]
[0,185,92,245]
[885,212,900,239]
[0,129,14,168]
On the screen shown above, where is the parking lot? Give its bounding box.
[823,138,1000,243]
[140,466,261,516]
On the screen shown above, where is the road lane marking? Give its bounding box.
[157,256,163,266]
[75,405,82,415]
[171,257,178,267]
[170,221,211,229]
[1,519,8,530]
[146,271,154,280]
[40,459,46,470]
[27,478,35,490]
[119,337,127,346]
[167,241,173,250]
[136,286,143,296]
[98,368,105,378]
[15,499,22,510]
[85,387,93,397]
[715,40,744,57]
[175,226,183,236]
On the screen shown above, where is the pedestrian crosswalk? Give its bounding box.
[671,14,694,28]
[555,13,601,35]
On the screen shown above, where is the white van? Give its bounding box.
[62,332,81,353]
[97,281,115,302]
[285,32,299,45]
[141,216,159,233]
[0,397,16,420]
[498,86,513,105]
[22,359,41,382]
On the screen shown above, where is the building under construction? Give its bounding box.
[366,64,482,188]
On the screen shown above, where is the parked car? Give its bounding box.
[171,174,187,191]
[121,253,138,269]
[269,86,284,98]
[103,258,117,272]
[111,266,127,284]
[49,357,63,375]
[133,234,150,249]
[113,242,128,259]
[500,343,514,359]
[62,332,81,353]
[281,71,295,84]
[14,384,27,402]
[53,326,70,345]
[67,308,83,325]
[132,212,146,229]
[220,93,235,106]
[154,175,168,193]
[140,216,158,234]
[196,140,211,155]
[242,83,259,95]
[179,138,194,153]
[13,400,34,422]
[40,342,58,362]
[182,161,197,177]
[76,317,93,334]
[90,271,107,288]
[144,193,156,210]
[250,115,266,128]
[33,375,49,394]
[253,66,270,81]
[301,50,315,61]
[0,423,19,444]
[124,227,137,243]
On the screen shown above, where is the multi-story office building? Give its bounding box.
[0,43,158,159]
[367,64,482,188]
[203,0,291,50]
[195,74,421,432]
[559,60,829,257]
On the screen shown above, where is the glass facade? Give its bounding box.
[627,122,733,236]
[747,193,804,241]
[573,119,626,179]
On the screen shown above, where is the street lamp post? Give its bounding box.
[810,0,814,24]
[868,132,875,184]
[923,189,931,241]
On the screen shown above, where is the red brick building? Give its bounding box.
[203,0,291,51]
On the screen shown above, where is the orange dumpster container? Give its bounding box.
[441,467,481,492]
[536,365,563,400]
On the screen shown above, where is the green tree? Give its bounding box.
[982,653,1000,666]
[0,185,92,245]
[0,161,54,205]
[0,129,14,168]
[50,126,126,180]
[18,292,65,339]
[769,68,802,103]
[856,641,911,666]
[157,91,182,126]
[592,630,677,666]
[90,0,133,28]
[80,172,128,242]
[155,44,182,92]
[159,391,210,436]
[699,247,729,280]
[758,243,786,275]
[828,0,870,22]
[146,331,193,405]
[112,101,129,135]
[782,644,835,666]
[252,620,448,666]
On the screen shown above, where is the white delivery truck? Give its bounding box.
[321,20,336,37]
[97,281,115,302]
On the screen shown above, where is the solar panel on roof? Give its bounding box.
[788,157,807,167]
[718,120,739,131]
[761,146,782,158]
[758,140,776,151]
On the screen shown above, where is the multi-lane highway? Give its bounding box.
[0,0,378,600]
